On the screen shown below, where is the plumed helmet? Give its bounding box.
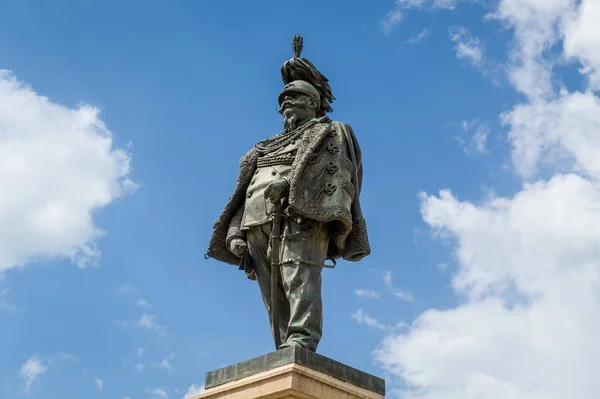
[277,80,321,107]
[280,34,336,116]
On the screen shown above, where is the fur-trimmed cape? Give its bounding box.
[206,116,371,266]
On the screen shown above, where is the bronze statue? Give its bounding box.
[206,35,370,353]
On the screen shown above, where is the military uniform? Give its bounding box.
[206,64,370,353]
[227,122,330,351]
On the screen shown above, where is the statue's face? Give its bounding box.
[279,91,318,133]
[279,92,317,120]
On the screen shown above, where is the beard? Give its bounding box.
[280,99,309,133]
[282,108,298,133]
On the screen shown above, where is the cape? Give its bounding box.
[206,116,371,266]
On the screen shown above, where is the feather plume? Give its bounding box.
[280,34,336,116]
[292,34,303,58]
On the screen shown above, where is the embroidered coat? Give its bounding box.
[206,117,371,266]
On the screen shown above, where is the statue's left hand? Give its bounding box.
[264,179,290,203]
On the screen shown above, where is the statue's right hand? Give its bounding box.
[229,238,248,257]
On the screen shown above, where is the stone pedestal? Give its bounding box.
[194,346,385,399]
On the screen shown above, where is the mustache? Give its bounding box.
[277,100,308,114]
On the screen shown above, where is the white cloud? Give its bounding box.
[563,0,600,89]
[491,0,600,179]
[380,0,461,35]
[503,92,600,180]
[0,71,135,271]
[383,270,393,286]
[138,314,166,335]
[137,347,146,356]
[137,299,152,308]
[393,289,415,302]
[489,0,573,99]
[146,387,168,399]
[352,309,388,330]
[470,124,489,155]
[160,358,171,371]
[449,26,485,69]
[182,384,204,399]
[160,354,174,372]
[0,286,18,312]
[135,362,146,372]
[377,175,600,398]
[355,289,381,299]
[380,7,403,36]
[57,352,78,362]
[95,378,103,391]
[117,320,131,329]
[384,270,415,301]
[20,355,47,393]
[46,352,78,368]
[118,284,133,296]
[407,28,431,44]
[374,1,600,398]
[447,25,502,84]
[455,120,490,156]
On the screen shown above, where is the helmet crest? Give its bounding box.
[280,34,336,116]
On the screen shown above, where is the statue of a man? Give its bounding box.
[206,35,370,353]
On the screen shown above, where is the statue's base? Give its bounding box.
[195,346,385,399]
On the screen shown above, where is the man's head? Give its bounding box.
[277,81,320,132]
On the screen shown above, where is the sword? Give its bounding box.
[269,199,283,350]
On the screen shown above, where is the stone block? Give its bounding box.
[195,346,385,399]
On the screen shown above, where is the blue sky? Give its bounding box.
[1,1,600,398]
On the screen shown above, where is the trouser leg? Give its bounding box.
[278,219,328,352]
[245,219,329,352]
[280,262,323,352]
[246,224,289,347]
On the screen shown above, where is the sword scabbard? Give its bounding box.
[270,201,283,349]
